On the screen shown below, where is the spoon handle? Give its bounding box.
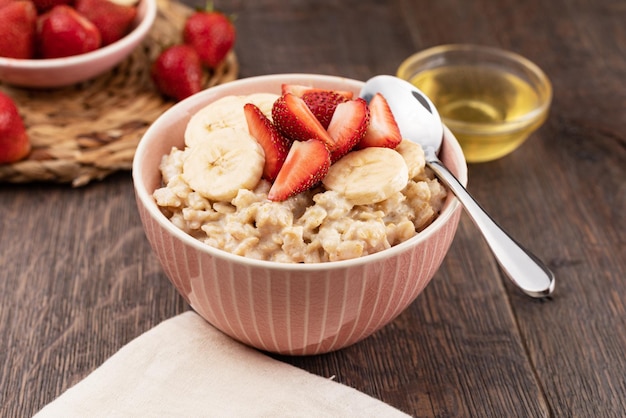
[427,157,555,298]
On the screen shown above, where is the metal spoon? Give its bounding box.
[360,75,555,298]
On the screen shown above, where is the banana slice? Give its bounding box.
[394,139,425,179]
[185,94,279,147]
[182,128,265,201]
[246,93,280,119]
[323,147,409,205]
[185,96,246,147]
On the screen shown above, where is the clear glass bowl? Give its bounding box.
[397,44,552,162]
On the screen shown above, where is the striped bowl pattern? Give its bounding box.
[133,74,467,355]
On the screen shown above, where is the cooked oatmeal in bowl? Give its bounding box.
[153,92,447,263]
[133,74,467,355]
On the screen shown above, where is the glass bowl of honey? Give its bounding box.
[397,44,552,163]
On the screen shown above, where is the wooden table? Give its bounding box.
[2,0,625,416]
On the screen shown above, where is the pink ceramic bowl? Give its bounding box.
[133,74,467,355]
[0,0,156,88]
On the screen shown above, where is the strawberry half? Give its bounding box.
[357,93,402,149]
[244,103,291,182]
[301,90,348,129]
[280,84,354,100]
[271,93,334,146]
[326,98,370,162]
[267,139,331,201]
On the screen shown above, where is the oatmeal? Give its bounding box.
[153,91,447,263]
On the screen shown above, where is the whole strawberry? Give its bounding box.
[37,5,102,58]
[75,0,137,46]
[31,0,73,13]
[0,92,30,164]
[183,4,235,68]
[151,44,203,102]
[0,1,37,59]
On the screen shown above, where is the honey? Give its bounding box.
[409,65,548,162]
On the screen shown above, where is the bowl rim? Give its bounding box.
[133,73,467,271]
[0,0,157,69]
[396,43,553,134]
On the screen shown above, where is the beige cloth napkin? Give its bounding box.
[35,311,410,417]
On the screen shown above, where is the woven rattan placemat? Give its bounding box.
[0,0,238,186]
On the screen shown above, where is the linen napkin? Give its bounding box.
[35,311,410,417]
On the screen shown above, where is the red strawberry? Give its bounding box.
[31,0,73,13]
[75,0,137,46]
[151,44,203,102]
[301,90,348,129]
[0,92,30,164]
[326,98,370,162]
[37,5,101,58]
[0,0,14,9]
[267,139,330,201]
[280,84,354,100]
[244,103,291,181]
[271,93,334,146]
[357,93,402,149]
[183,5,235,68]
[0,1,37,59]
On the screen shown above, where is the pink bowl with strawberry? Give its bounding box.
[0,0,156,88]
[133,74,468,355]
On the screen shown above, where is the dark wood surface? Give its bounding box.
[2,0,625,416]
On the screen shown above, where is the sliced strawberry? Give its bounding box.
[244,103,291,181]
[271,93,334,146]
[326,98,370,162]
[280,84,353,100]
[356,93,402,149]
[267,139,331,201]
[301,90,348,129]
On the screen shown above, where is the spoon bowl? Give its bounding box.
[360,75,555,298]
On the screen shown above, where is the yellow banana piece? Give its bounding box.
[182,128,265,201]
[394,139,425,180]
[184,94,279,148]
[323,147,409,205]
